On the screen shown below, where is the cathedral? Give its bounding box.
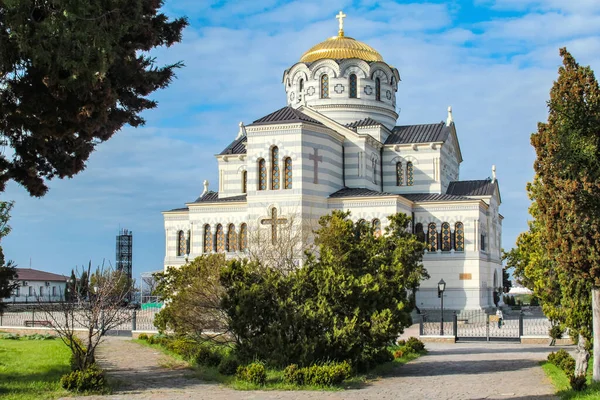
[163,12,503,310]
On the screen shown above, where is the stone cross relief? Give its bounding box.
[308,148,323,184]
[261,208,288,245]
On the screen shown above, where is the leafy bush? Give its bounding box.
[236,362,267,385]
[147,334,169,346]
[393,349,405,359]
[138,333,148,341]
[60,364,106,392]
[194,345,222,367]
[220,211,427,369]
[569,374,587,391]
[23,333,55,340]
[283,361,351,386]
[405,337,425,353]
[218,357,240,376]
[397,339,406,347]
[547,349,575,375]
[166,338,197,360]
[0,332,19,339]
[549,325,563,340]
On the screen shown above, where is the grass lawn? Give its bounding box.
[0,337,71,400]
[542,358,600,399]
[134,339,424,391]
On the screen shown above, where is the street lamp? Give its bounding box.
[438,279,446,336]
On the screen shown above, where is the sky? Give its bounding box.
[3,0,600,280]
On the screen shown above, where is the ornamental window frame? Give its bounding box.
[349,74,357,98]
[441,222,451,251]
[407,161,414,186]
[427,223,437,252]
[455,222,465,251]
[177,230,185,256]
[396,161,403,186]
[239,223,248,252]
[203,225,212,253]
[375,77,381,101]
[226,224,237,252]
[284,157,292,189]
[271,146,280,190]
[258,158,266,190]
[215,224,225,253]
[320,74,329,99]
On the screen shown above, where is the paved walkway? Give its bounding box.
[63,337,559,400]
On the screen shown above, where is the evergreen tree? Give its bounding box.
[522,48,600,382]
[0,1,187,196]
[0,201,17,313]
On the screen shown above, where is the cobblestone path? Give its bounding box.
[63,337,559,400]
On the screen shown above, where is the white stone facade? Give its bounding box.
[163,27,503,311]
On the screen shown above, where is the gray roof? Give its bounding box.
[167,207,188,212]
[329,188,477,203]
[329,188,396,198]
[219,135,247,155]
[401,193,473,202]
[385,122,450,145]
[345,117,383,129]
[249,106,323,126]
[193,191,247,203]
[446,180,498,197]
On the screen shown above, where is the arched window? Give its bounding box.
[415,223,425,242]
[407,161,414,186]
[375,77,381,101]
[177,230,185,256]
[391,76,395,86]
[349,74,357,98]
[396,162,403,186]
[320,74,329,98]
[372,218,381,237]
[455,222,464,251]
[372,157,377,184]
[203,225,212,253]
[215,224,225,253]
[258,159,266,190]
[441,222,451,251]
[227,224,237,252]
[239,223,248,251]
[271,147,280,190]
[284,157,292,189]
[242,170,247,194]
[427,223,437,252]
[299,78,304,93]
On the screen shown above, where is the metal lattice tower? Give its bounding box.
[116,228,133,282]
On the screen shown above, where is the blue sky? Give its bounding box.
[3,0,600,280]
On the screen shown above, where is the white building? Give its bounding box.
[7,268,69,303]
[163,13,503,310]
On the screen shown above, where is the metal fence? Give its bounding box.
[420,307,552,341]
[0,305,161,333]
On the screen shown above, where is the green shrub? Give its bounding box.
[218,357,240,376]
[569,374,587,391]
[237,362,267,385]
[560,357,575,375]
[60,364,106,392]
[283,361,351,386]
[405,337,425,353]
[283,364,304,385]
[23,333,55,340]
[547,349,575,375]
[397,339,406,347]
[549,325,563,340]
[194,345,222,367]
[138,333,148,341]
[0,332,19,340]
[393,349,405,359]
[167,338,197,360]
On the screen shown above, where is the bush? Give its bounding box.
[283,361,351,386]
[24,333,55,340]
[549,325,563,340]
[393,349,405,359]
[569,374,587,391]
[167,338,197,360]
[237,362,267,385]
[547,349,575,375]
[397,339,406,347]
[60,364,106,392]
[0,332,19,339]
[138,333,148,341]
[194,345,222,367]
[218,357,240,376]
[405,337,425,353]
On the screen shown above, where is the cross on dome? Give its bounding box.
[336,11,347,36]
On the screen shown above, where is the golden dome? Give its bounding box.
[300,34,384,63]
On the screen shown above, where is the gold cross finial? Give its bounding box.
[336,11,347,36]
